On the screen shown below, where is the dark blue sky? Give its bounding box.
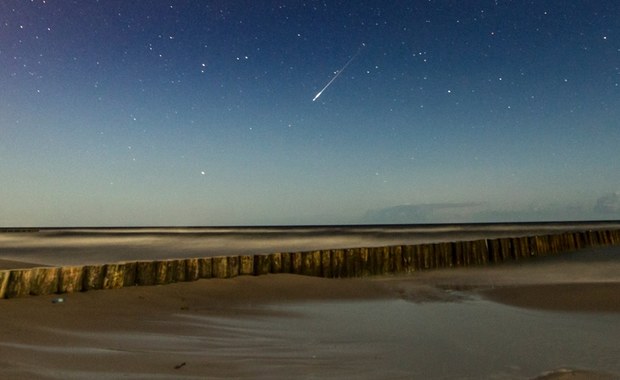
[1,1,619,226]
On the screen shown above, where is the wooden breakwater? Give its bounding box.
[1,229,620,299]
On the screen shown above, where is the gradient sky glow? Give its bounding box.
[1,1,619,226]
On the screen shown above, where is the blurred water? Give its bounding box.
[1,222,619,266]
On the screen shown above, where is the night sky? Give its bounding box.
[1,1,619,226]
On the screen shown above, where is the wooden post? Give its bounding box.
[301,251,321,277]
[123,261,137,286]
[611,230,620,244]
[136,261,157,286]
[420,244,432,270]
[280,252,292,273]
[331,249,345,278]
[291,252,302,274]
[599,230,610,245]
[402,245,414,273]
[239,255,254,275]
[0,270,9,298]
[433,243,444,268]
[254,254,271,275]
[358,247,371,276]
[212,256,229,278]
[369,247,382,274]
[29,267,60,296]
[59,266,84,293]
[391,245,404,273]
[487,239,500,263]
[344,248,359,277]
[155,260,171,285]
[173,259,187,282]
[6,269,32,298]
[185,258,200,281]
[198,257,213,279]
[83,265,105,290]
[227,256,240,278]
[381,246,392,273]
[103,263,125,289]
[475,239,490,265]
[321,250,332,278]
[528,236,538,257]
[451,242,463,267]
[269,253,282,274]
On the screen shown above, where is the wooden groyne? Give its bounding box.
[2,229,620,299]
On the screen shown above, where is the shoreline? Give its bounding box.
[2,262,620,379]
[2,227,619,300]
[2,226,620,378]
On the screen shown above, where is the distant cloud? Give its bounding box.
[361,202,481,224]
[594,192,620,214]
[362,200,604,224]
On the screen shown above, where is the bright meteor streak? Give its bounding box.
[313,44,364,102]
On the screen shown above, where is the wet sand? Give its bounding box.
[2,245,620,379]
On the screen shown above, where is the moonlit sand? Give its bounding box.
[1,223,620,379]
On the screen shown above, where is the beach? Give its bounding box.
[1,224,620,379]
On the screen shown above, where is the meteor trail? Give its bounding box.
[313,44,364,102]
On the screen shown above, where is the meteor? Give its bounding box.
[313,44,364,102]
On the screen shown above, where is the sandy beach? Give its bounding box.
[1,239,620,379]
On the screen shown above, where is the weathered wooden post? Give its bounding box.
[487,239,500,263]
[170,259,185,282]
[611,230,620,244]
[369,247,383,274]
[345,248,360,277]
[0,270,9,298]
[391,245,404,273]
[212,256,229,278]
[587,230,599,247]
[421,244,434,269]
[436,242,449,268]
[198,257,213,279]
[83,264,105,290]
[185,258,200,281]
[528,236,539,257]
[103,263,126,289]
[269,253,282,274]
[301,251,321,277]
[59,266,84,293]
[477,239,490,265]
[5,269,33,298]
[30,267,60,296]
[227,256,240,278]
[402,245,415,273]
[291,252,302,275]
[451,242,463,267]
[136,261,157,286]
[155,260,172,285]
[358,247,371,276]
[254,254,271,275]
[321,250,333,278]
[331,249,345,278]
[280,252,292,274]
[599,230,611,245]
[123,261,137,286]
[239,255,254,275]
[431,243,442,268]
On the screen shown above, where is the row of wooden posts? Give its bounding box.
[1,229,619,299]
